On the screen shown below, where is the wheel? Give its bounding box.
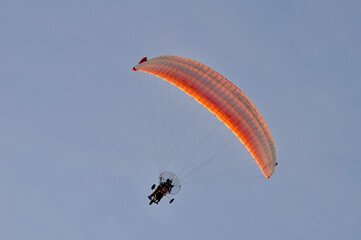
[149,200,154,205]
[151,184,156,190]
[169,198,174,204]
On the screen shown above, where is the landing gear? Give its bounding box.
[151,184,156,190]
[169,198,174,204]
[149,199,154,205]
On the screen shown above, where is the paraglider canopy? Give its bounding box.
[159,172,181,195]
[133,55,277,179]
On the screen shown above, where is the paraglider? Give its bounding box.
[133,55,277,205]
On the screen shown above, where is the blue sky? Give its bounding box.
[1,1,360,239]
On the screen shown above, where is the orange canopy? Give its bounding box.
[133,55,277,178]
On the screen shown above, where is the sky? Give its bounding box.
[1,1,360,239]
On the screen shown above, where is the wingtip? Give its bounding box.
[132,57,147,71]
[138,57,147,64]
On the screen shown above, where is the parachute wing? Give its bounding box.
[133,55,277,178]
